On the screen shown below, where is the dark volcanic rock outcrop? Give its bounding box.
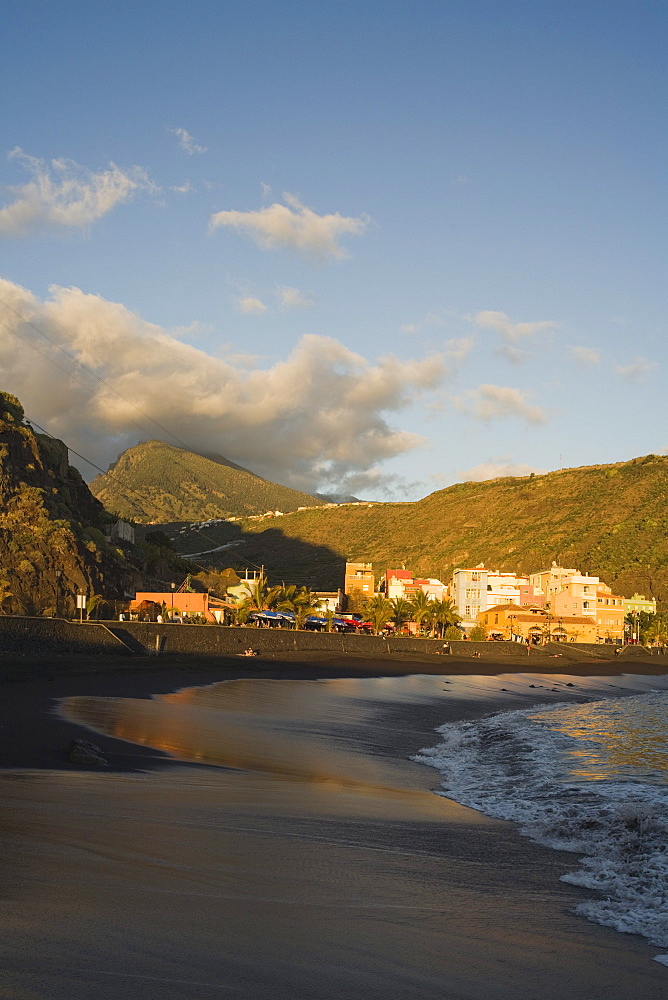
[0,391,138,616]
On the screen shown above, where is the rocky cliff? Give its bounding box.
[0,391,139,616]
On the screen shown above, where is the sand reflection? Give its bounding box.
[60,678,425,797]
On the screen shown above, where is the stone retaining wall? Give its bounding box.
[0,616,128,656]
[105,622,451,658]
[0,616,661,661]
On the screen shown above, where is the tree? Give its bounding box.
[0,578,13,614]
[469,624,487,641]
[86,594,105,620]
[390,597,413,633]
[238,574,270,612]
[233,602,252,626]
[293,590,321,629]
[364,594,393,634]
[644,618,668,645]
[409,591,434,635]
[193,568,240,599]
[445,625,463,641]
[267,583,320,628]
[345,587,367,614]
[144,530,174,550]
[430,598,461,638]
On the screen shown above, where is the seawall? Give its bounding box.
[0,615,660,663]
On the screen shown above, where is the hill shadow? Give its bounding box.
[171,521,346,590]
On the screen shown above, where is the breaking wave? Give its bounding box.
[414,691,668,961]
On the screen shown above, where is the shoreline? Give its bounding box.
[1,647,665,774]
[2,650,668,997]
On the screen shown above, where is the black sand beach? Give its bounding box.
[1,648,667,999]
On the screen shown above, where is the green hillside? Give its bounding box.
[167,455,668,607]
[90,440,326,523]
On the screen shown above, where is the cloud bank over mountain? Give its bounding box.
[0,279,445,495]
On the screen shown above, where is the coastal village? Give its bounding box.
[127,557,659,646]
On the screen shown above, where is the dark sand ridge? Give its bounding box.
[1,647,667,999]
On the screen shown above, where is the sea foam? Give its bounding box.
[414,691,668,959]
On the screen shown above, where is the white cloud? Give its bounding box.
[473,310,556,344]
[444,336,474,365]
[168,128,207,155]
[236,296,267,314]
[615,356,658,383]
[260,182,272,199]
[0,148,153,237]
[170,181,194,194]
[277,285,314,310]
[0,279,447,494]
[496,343,529,365]
[209,193,369,261]
[457,384,547,425]
[452,174,471,186]
[569,345,600,365]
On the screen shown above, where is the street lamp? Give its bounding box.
[508,614,516,641]
[170,582,176,616]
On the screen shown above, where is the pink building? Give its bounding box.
[518,584,545,608]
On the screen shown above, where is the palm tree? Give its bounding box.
[324,609,337,632]
[293,589,322,629]
[390,597,413,634]
[233,602,252,626]
[430,598,461,638]
[364,594,393,634]
[268,583,320,628]
[409,591,434,635]
[86,593,105,620]
[238,573,270,612]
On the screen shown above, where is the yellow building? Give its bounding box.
[624,592,657,616]
[478,604,598,644]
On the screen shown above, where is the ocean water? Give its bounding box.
[415,688,668,964]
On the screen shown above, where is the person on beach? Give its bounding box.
[525,637,531,656]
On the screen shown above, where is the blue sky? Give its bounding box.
[1,1,666,499]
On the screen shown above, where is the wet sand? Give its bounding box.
[1,651,667,998]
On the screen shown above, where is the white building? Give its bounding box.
[448,565,537,627]
[448,565,489,626]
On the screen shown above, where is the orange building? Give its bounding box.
[344,562,375,598]
[130,591,214,622]
[478,604,598,644]
[595,584,625,643]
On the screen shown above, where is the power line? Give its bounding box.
[0,295,259,519]
[0,295,196,453]
[1,296,266,573]
[26,417,264,574]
